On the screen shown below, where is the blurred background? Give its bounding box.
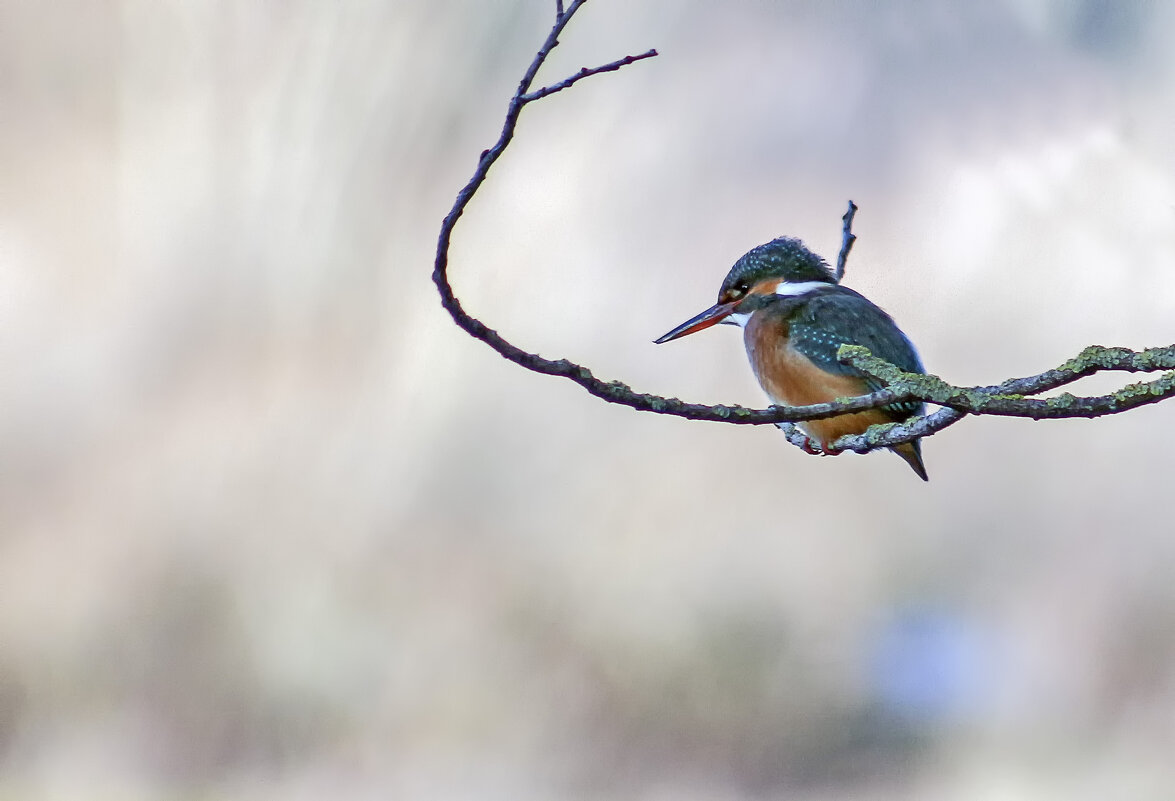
[2,1,1175,798]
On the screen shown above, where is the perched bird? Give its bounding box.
[655,237,928,480]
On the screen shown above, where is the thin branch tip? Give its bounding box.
[835,200,858,282]
[522,48,659,103]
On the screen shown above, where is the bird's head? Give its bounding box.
[655,237,836,344]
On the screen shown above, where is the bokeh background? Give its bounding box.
[2,1,1175,798]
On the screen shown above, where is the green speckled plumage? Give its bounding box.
[784,287,926,421]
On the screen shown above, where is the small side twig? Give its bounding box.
[522,49,658,103]
[834,200,857,282]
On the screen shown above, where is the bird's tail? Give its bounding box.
[891,440,929,481]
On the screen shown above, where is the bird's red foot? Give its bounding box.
[777,423,827,456]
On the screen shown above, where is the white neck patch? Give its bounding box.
[722,311,751,328]
[774,280,829,297]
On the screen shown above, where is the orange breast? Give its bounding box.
[744,313,894,448]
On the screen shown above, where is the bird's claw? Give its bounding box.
[778,422,827,456]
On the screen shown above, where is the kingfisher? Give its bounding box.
[654,237,928,480]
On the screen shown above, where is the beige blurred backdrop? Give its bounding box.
[2,1,1175,799]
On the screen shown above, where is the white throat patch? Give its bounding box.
[774,280,829,297]
[723,311,751,328]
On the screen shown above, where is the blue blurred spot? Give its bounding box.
[868,607,987,722]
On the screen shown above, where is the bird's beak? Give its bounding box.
[654,300,739,344]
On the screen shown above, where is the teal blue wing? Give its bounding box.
[788,289,925,421]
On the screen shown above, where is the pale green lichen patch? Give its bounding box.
[827,419,902,454]
[862,420,898,445]
[1116,372,1175,402]
[1057,344,1175,375]
[1059,345,1118,373]
[837,345,907,383]
[1044,392,1077,410]
[1137,347,1175,370]
[892,373,953,404]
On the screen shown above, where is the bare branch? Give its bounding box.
[433,4,1175,461]
[835,200,857,282]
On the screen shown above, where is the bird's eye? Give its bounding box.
[726,283,749,301]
